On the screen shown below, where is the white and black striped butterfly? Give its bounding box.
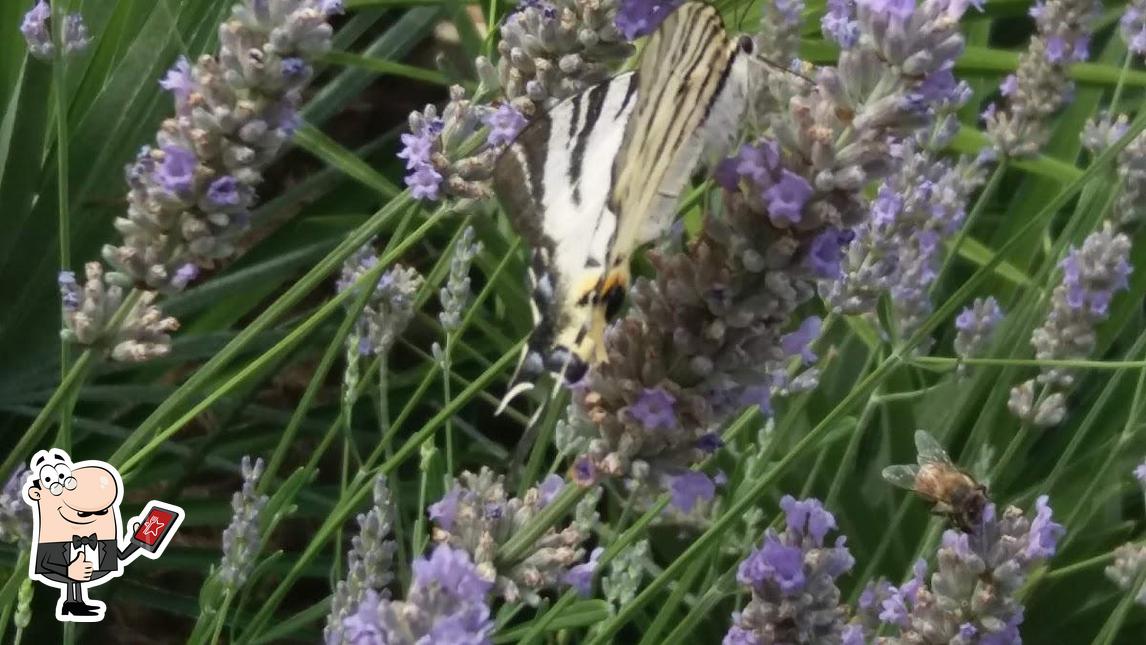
[493,2,757,406]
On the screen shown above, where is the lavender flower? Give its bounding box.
[1009,223,1132,426]
[756,0,804,64]
[0,468,31,545]
[576,0,970,484]
[60,262,180,362]
[822,0,859,49]
[337,245,424,357]
[954,296,1004,362]
[439,227,482,333]
[563,546,603,596]
[615,0,683,40]
[825,97,987,348]
[725,496,854,643]
[324,476,398,645]
[218,456,268,589]
[493,0,634,109]
[1105,543,1146,606]
[102,0,338,292]
[1115,129,1146,226]
[428,468,600,605]
[484,104,528,147]
[857,498,1064,643]
[20,1,90,59]
[1122,0,1146,56]
[399,86,498,203]
[1135,460,1146,485]
[349,545,494,644]
[1082,115,1146,225]
[668,471,715,513]
[984,0,1102,156]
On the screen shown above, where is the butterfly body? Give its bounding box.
[493,2,756,402]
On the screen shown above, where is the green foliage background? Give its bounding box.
[0,0,1145,642]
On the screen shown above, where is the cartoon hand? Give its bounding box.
[67,552,93,582]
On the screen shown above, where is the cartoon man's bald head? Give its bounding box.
[24,450,122,542]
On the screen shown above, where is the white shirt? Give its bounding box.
[70,541,99,570]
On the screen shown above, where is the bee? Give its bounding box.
[882,430,990,533]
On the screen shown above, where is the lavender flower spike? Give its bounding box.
[324,476,398,645]
[60,262,180,363]
[495,0,634,110]
[20,1,91,60]
[399,86,499,203]
[428,468,600,605]
[338,244,424,357]
[984,0,1102,155]
[1121,0,1146,56]
[853,498,1065,643]
[954,296,1004,362]
[0,468,32,546]
[1009,223,1132,426]
[218,456,268,589]
[1105,542,1146,606]
[439,226,482,333]
[725,496,854,643]
[348,545,494,644]
[102,0,338,292]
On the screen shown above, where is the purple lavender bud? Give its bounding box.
[160,56,195,104]
[20,1,54,59]
[58,271,80,312]
[397,131,435,170]
[779,494,836,545]
[207,176,242,207]
[170,263,200,290]
[780,317,822,364]
[428,487,461,531]
[537,474,564,507]
[822,0,860,48]
[668,471,715,513]
[61,13,91,55]
[614,0,684,41]
[413,544,494,600]
[805,228,848,279]
[841,623,865,645]
[764,170,813,226]
[484,104,527,147]
[281,57,308,80]
[571,455,597,486]
[0,467,32,545]
[954,296,1003,361]
[1025,495,1065,559]
[341,589,384,643]
[155,145,198,196]
[723,625,760,645]
[564,546,602,596]
[627,387,677,430]
[218,456,268,589]
[696,433,724,453]
[405,163,444,201]
[1121,2,1146,55]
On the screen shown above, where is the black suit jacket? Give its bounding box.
[35,539,126,579]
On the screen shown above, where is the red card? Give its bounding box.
[133,507,175,546]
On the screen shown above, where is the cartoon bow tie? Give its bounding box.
[72,534,97,548]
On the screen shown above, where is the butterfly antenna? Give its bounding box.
[751,54,816,86]
[495,341,537,416]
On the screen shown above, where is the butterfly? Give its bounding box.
[493,2,758,408]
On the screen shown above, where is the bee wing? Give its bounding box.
[913,430,955,467]
[881,464,921,491]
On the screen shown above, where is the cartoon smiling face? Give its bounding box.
[26,457,122,543]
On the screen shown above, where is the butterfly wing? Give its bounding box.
[601,2,751,294]
[494,72,641,396]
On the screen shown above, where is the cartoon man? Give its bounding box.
[21,449,183,622]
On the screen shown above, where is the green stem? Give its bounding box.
[53,29,73,450]
[1107,51,1133,116]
